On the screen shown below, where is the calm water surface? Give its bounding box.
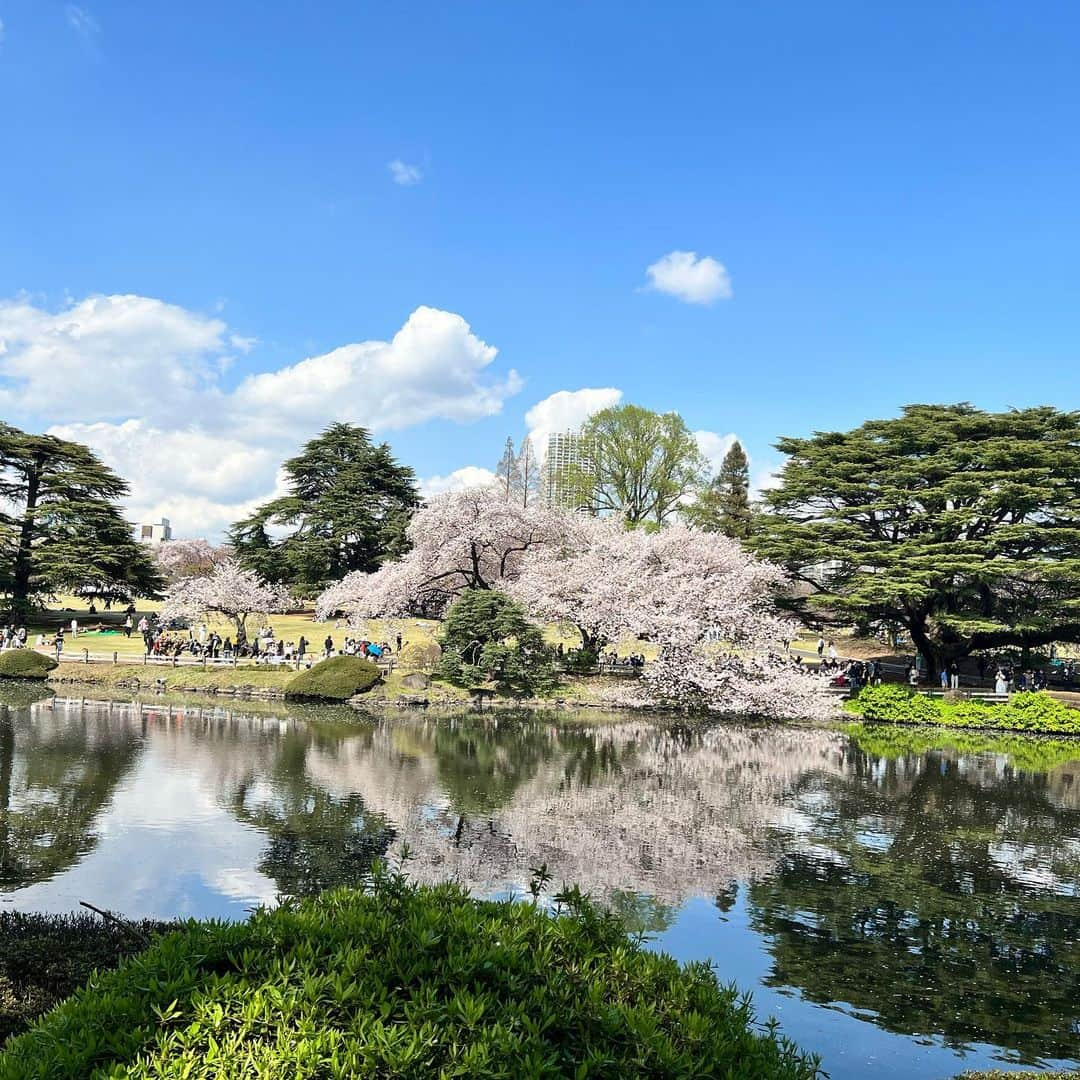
[1,687,1078,1078]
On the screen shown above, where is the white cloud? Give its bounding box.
[420,466,498,498]
[694,430,737,475]
[0,294,228,425]
[231,306,521,439]
[524,387,623,462]
[645,250,732,305]
[0,18,6,45]
[388,159,422,186]
[2,294,522,541]
[65,4,99,40]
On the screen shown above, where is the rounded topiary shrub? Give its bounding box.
[0,649,58,680]
[1,875,818,1079]
[285,656,381,701]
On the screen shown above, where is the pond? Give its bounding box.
[1,687,1078,1078]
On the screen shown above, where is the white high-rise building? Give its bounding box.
[137,518,173,543]
[543,431,596,511]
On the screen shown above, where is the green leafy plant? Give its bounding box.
[284,656,381,701]
[0,650,57,680]
[848,684,1080,735]
[2,871,819,1079]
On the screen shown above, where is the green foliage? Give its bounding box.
[1,873,818,1079]
[0,911,174,1045]
[566,404,709,524]
[285,656,382,701]
[756,404,1080,676]
[436,589,556,695]
[848,684,1080,734]
[230,424,419,590]
[0,423,164,616]
[0,651,57,679]
[686,440,754,539]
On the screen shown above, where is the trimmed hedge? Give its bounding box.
[284,656,381,701]
[0,874,818,1079]
[0,650,57,680]
[848,684,1080,735]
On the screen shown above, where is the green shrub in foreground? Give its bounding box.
[1,872,819,1079]
[848,685,1080,735]
[284,655,381,701]
[0,650,57,680]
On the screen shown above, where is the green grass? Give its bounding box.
[0,872,818,1079]
[46,662,297,693]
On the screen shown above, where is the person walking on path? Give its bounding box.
[124,614,134,638]
[949,661,960,690]
[324,635,334,658]
[908,663,920,689]
[817,636,825,658]
[298,636,307,659]
[940,667,949,690]
[827,641,837,661]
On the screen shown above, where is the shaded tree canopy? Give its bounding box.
[0,423,163,615]
[567,405,708,525]
[685,440,753,539]
[229,424,419,590]
[755,404,1080,676]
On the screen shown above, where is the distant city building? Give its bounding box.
[137,517,173,543]
[544,431,596,511]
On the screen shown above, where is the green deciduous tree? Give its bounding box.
[755,404,1080,678]
[437,589,556,694]
[0,424,163,618]
[567,405,708,525]
[686,440,754,539]
[229,424,419,591]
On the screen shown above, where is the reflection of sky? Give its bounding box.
[655,894,1078,1080]
[5,739,276,918]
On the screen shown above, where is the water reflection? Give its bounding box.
[748,742,1080,1061]
[0,691,1077,1072]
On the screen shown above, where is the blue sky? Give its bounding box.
[1,1,1079,537]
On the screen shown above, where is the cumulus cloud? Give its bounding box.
[645,251,732,305]
[524,387,623,462]
[694,430,738,475]
[232,306,520,439]
[388,159,422,186]
[2,293,521,540]
[420,466,498,498]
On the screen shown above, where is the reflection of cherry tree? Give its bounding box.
[301,716,847,904]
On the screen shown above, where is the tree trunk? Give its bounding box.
[10,455,43,619]
[908,620,939,682]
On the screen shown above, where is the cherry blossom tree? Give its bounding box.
[316,489,567,620]
[154,539,232,583]
[161,559,292,647]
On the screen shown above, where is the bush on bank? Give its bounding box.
[847,685,1080,735]
[0,911,174,1046]
[284,655,381,701]
[1,873,819,1079]
[0,650,57,679]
